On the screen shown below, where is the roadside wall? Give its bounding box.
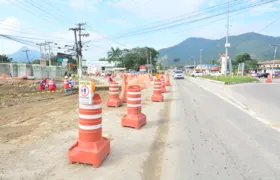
[0,63,67,79]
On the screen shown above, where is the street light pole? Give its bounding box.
[270,44,279,76]
[200,49,202,71]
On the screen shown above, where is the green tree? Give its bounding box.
[0,54,12,63]
[107,47,122,66]
[235,53,252,64]
[32,59,41,64]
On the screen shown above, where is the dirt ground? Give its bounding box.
[0,78,171,180]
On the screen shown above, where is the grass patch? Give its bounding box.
[201,75,259,84]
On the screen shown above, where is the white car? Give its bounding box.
[210,71,221,76]
[191,71,203,77]
[173,70,184,79]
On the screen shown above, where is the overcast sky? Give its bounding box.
[0,0,280,61]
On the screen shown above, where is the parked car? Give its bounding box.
[191,71,203,77]
[257,73,269,78]
[173,70,184,79]
[210,71,221,76]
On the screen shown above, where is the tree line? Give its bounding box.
[99,47,159,71]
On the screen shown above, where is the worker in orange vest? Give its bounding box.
[48,78,56,91]
[64,76,70,90]
[39,78,47,90]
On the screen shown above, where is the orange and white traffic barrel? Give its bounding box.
[106,82,122,107]
[151,79,164,102]
[165,74,171,86]
[68,93,110,168]
[122,85,146,129]
[160,74,167,93]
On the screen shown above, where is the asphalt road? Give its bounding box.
[159,79,280,180]
[228,83,280,125]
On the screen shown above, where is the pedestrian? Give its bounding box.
[64,76,70,90]
[48,78,56,91]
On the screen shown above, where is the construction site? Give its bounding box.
[0,73,171,180]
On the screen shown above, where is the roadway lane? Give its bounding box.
[160,79,280,180]
[227,83,280,125]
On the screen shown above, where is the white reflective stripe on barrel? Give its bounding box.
[155,82,161,84]
[154,85,161,88]
[127,104,141,107]
[128,92,141,95]
[127,98,141,101]
[109,92,119,94]
[79,114,102,119]
[109,88,119,91]
[154,89,161,91]
[79,124,102,130]
[110,84,118,87]
[79,104,102,110]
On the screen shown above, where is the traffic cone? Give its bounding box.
[68,94,110,168]
[151,79,164,102]
[122,85,146,129]
[266,74,272,83]
[149,74,153,81]
[160,75,167,93]
[106,82,122,107]
[165,74,171,86]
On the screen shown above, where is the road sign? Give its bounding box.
[79,80,93,104]
[140,65,146,72]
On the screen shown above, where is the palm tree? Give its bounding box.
[107,47,122,66]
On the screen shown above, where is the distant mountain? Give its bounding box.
[8,46,40,63]
[158,32,280,65]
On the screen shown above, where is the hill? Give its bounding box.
[8,46,40,63]
[158,32,280,65]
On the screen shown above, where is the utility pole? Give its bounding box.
[69,28,79,68]
[146,49,149,74]
[36,43,44,60]
[150,50,152,74]
[270,44,279,76]
[69,23,89,78]
[225,0,232,75]
[23,49,30,64]
[200,49,202,71]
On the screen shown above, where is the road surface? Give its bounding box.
[157,79,280,180]
[227,83,280,126]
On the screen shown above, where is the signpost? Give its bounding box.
[139,65,146,72]
[79,80,93,105]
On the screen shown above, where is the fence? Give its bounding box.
[0,63,67,79]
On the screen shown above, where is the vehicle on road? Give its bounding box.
[257,73,269,78]
[191,71,203,77]
[173,70,184,79]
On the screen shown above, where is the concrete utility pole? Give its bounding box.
[150,50,152,74]
[70,23,89,78]
[23,49,30,64]
[69,28,79,67]
[225,0,232,75]
[36,43,44,60]
[146,49,149,74]
[200,49,202,71]
[270,44,279,76]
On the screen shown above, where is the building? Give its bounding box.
[257,60,280,76]
[195,64,220,73]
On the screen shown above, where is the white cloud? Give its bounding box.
[108,0,205,20]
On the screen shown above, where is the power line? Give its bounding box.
[111,0,278,39]
[111,0,251,38]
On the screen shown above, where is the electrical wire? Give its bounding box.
[111,0,278,39]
